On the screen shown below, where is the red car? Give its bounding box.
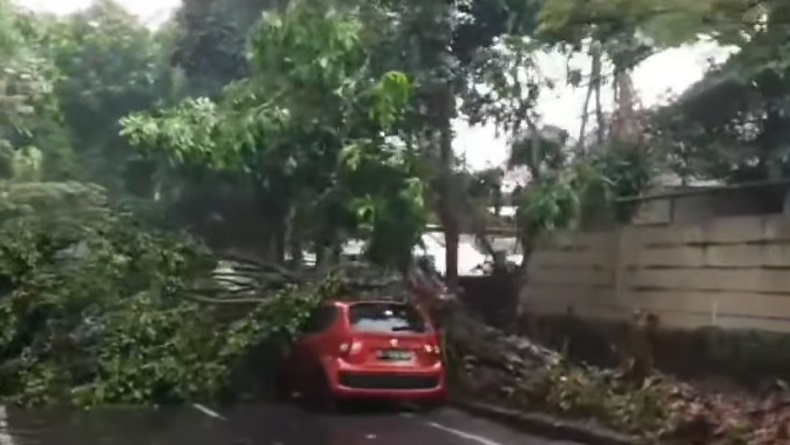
[276,299,447,410]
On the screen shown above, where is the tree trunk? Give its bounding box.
[611,70,639,144]
[286,206,303,268]
[443,219,459,286]
[273,214,287,264]
[255,186,289,264]
[331,241,342,264]
[315,243,327,270]
[437,83,459,289]
[514,230,537,320]
[289,237,303,268]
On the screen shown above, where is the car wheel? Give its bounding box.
[306,368,336,413]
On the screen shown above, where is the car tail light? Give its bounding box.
[423,344,441,355]
[339,340,362,357]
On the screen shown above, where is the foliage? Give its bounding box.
[534,0,790,185]
[589,142,657,220]
[0,2,72,180]
[122,0,426,269]
[473,116,611,269]
[449,311,790,445]
[0,179,340,407]
[0,182,201,405]
[648,2,790,183]
[171,0,286,96]
[462,36,546,140]
[341,0,545,282]
[455,28,582,274]
[516,176,582,234]
[1,0,179,186]
[518,364,678,437]
[43,0,181,189]
[462,358,790,444]
[516,158,610,239]
[0,180,108,218]
[534,0,769,60]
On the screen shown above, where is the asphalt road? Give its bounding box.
[1,402,583,445]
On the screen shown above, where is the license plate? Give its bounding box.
[377,349,413,361]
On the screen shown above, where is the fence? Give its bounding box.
[520,215,790,333]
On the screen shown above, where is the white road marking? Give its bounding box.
[426,421,505,445]
[0,405,16,445]
[191,403,227,420]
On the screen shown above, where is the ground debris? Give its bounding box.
[440,302,790,445]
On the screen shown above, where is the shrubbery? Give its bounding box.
[0,181,328,407]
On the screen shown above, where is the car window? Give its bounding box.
[348,302,428,334]
[302,306,338,335]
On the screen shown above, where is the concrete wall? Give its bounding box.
[632,188,782,225]
[520,215,790,333]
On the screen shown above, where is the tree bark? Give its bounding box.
[436,83,459,289]
[443,218,459,285]
[286,206,303,268]
[273,218,287,264]
[254,186,289,264]
[288,236,303,269]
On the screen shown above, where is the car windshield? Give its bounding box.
[348,302,428,334]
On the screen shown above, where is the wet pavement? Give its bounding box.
[0,402,583,445]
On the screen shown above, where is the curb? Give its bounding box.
[451,398,645,445]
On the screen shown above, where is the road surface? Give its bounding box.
[1,402,583,445]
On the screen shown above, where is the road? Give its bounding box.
[193,403,585,445]
[2,402,583,445]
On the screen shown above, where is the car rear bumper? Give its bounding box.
[324,359,447,401]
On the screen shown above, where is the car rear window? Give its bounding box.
[348,303,428,334]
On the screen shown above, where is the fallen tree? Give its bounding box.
[195,259,790,445]
[436,297,790,445]
[0,181,341,407]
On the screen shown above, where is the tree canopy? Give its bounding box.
[121,0,424,269]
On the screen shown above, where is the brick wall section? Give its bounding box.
[521,215,790,333]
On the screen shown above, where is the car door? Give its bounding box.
[291,305,339,391]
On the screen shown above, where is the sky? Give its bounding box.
[15,0,180,22]
[14,0,733,172]
[455,41,731,171]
